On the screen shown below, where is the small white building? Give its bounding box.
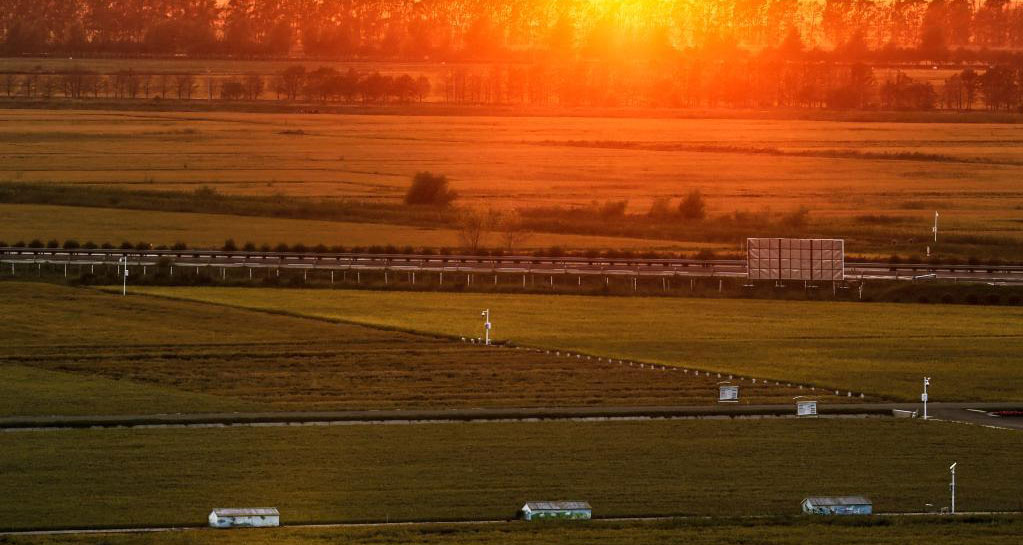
[520,501,592,521]
[208,507,280,528]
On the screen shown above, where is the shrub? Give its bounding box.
[223,239,238,251]
[120,241,134,250]
[242,242,257,252]
[101,242,114,249]
[275,243,290,253]
[597,200,628,219]
[47,239,60,249]
[134,241,150,250]
[781,206,811,228]
[404,172,457,207]
[313,244,328,254]
[678,189,706,220]
[29,239,44,248]
[62,240,80,249]
[171,242,188,251]
[292,243,308,253]
[648,197,673,218]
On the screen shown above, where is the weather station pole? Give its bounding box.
[922,377,930,420]
[949,462,957,514]
[481,309,491,345]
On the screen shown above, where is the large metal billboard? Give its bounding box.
[747,238,845,281]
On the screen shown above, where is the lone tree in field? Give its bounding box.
[458,208,499,253]
[404,171,457,206]
[678,189,706,220]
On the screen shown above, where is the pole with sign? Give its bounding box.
[481,309,491,345]
[922,377,930,420]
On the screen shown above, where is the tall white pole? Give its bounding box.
[482,309,491,345]
[922,377,930,420]
[950,462,957,514]
[933,211,939,243]
[120,257,127,296]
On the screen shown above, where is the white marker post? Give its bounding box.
[949,462,957,514]
[933,211,939,243]
[481,309,491,346]
[922,377,930,420]
[119,256,128,296]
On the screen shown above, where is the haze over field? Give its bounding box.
[1,1,1023,543]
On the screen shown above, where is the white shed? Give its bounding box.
[208,507,280,528]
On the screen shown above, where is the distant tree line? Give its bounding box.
[8,59,1023,112]
[439,61,1023,112]
[7,0,1023,64]
[0,65,431,104]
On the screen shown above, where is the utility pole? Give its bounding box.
[922,377,930,420]
[949,462,957,514]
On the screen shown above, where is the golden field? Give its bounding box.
[0,109,1021,254]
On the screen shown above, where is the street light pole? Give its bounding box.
[950,462,957,514]
[481,309,491,345]
[922,377,930,420]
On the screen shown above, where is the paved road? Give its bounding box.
[2,403,1019,432]
[4,248,1023,284]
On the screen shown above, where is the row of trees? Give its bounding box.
[0,66,431,103]
[438,61,1023,111]
[7,61,1023,112]
[7,0,1023,61]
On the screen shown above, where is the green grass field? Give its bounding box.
[1,109,1021,257]
[0,419,1019,530]
[6,517,1023,545]
[0,283,812,416]
[130,287,1023,402]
